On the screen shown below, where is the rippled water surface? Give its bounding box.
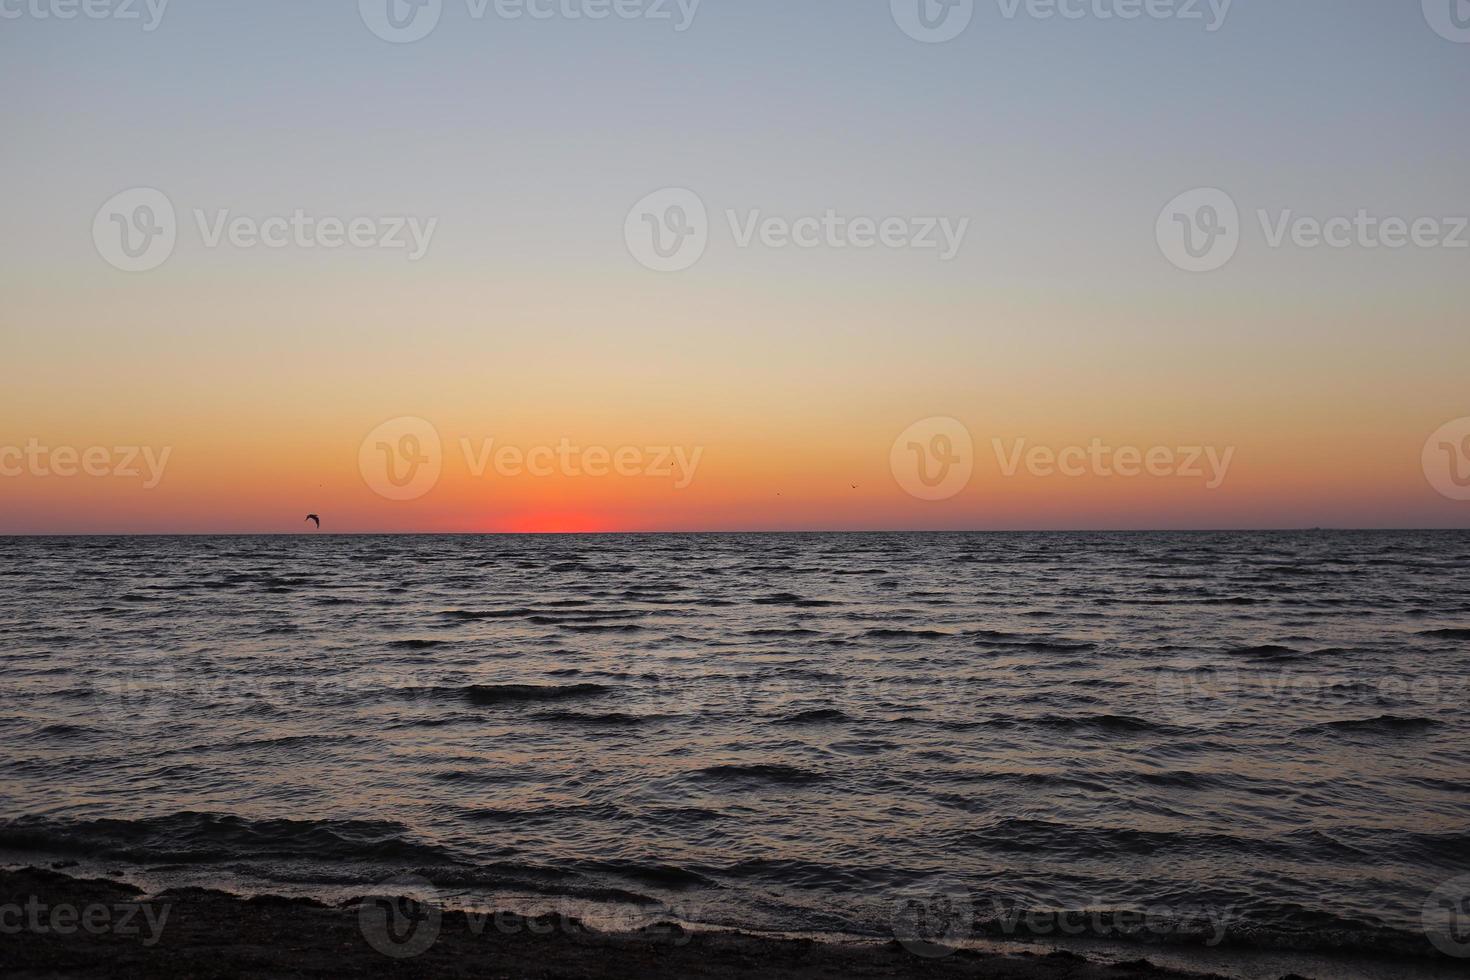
[2,532,1468,965]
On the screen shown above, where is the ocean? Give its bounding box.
[1,531,1467,975]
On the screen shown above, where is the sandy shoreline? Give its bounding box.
[0,867,1231,979]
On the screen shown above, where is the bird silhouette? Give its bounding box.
[305,514,320,529]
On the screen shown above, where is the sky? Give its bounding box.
[2,0,1468,533]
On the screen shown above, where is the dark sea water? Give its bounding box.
[2,532,1468,974]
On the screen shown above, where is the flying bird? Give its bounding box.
[305,514,320,529]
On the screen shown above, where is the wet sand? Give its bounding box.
[0,867,1224,979]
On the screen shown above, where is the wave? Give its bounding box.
[462,802,623,825]
[156,734,353,756]
[966,713,1176,735]
[720,856,890,890]
[575,859,715,889]
[1126,770,1239,791]
[964,899,1435,958]
[462,683,611,705]
[861,628,952,640]
[1300,715,1438,734]
[969,630,1097,652]
[31,723,99,738]
[532,710,649,727]
[688,764,829,786]
[1227,643,1304,661]
[751,593,841,608]
[0,811,451,865]
[525,611,649,624]
[773,708,849,725]
[439,608,533,622]
[934,772,1113,795]
[741,628,823,638]
[966,819,1372,864]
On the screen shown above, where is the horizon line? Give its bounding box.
[2,527,1466,538]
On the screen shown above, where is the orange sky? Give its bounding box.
[4,273,1467,531]
[2,405,1466,533]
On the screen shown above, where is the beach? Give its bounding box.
[0,866,1226,979]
